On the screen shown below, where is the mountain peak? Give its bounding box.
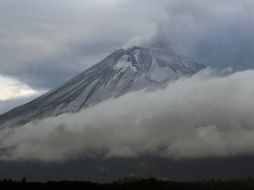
[0,47,205,128]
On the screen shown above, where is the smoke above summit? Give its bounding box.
[1,69,254,162]
[0,0,254,91]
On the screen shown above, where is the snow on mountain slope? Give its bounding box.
[0,46,205,128]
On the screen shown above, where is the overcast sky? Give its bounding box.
[0,0,254,112]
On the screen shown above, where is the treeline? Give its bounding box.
[1,177,254,190]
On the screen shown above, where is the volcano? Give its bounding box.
[0,46,205,128]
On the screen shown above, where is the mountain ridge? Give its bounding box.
[0,46,205,128]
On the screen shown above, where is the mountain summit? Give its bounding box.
[0,46,205,128]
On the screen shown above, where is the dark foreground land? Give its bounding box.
[1,178,254,190]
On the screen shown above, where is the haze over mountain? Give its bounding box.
[1,69,254,181]
[1,46,254,181]
[0,46,205,129]
[1,0,254,183]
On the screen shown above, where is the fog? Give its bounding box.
[0,69,254,162]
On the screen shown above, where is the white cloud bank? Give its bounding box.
[0,75,45,114]
[0,76,39,101]
[0,70,254,162]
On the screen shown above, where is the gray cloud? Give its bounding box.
[0,0,155,89]
[122,0,254,69]
[146,0,254,69]
[1,70,254,162]
[2,0,254,90]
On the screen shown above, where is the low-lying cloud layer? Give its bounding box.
[0,70,254,162]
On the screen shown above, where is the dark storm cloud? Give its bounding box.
[123,0,254,69]
[15,41,118,89]
[1,0,253,90]
[0,0,155,89]
[147,0,254,69]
